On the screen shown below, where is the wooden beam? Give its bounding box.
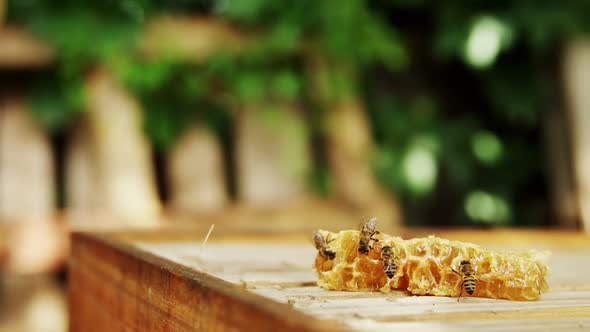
[168,126,229,213]
[562,39,590,233]
[64,118,100,219]
[69,228,590,332]
[0,0,5,27]
[138,15,251,62]
[0,16,250,69]
[543,108,578,228]
[0,96,55,223]
[69,231,341,332]
[0,27,54,68]
[85,67,161,225]
[235,104,313,207]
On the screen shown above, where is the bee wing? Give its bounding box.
[312,230,324,247]
[326,233,335,244]
[367,217,378,233]
[312,230,319,240]
[357,220,365,231]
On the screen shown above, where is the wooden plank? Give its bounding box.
[0,96,55,223]
[0,16,249,68]
[116,229,590,332]
[0,27,54,67]
[138,15,251,62]
[70,232,347,332]
[0,0,5,26]
[235,104,312,206]
[65,119,99,220]
[563,39,590,233]
[85,68,161,224]
[0,97,65,274]
[168,126,229,213]
[543,107,578,229]
[136,241,590,289]
[344,317,590,332]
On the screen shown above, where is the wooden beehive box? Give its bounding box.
[69,227,590,331]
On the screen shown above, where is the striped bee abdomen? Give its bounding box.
[384,261,397,279]
[463,276,476,295]
[381,246,397,279]
[453,259,477,301]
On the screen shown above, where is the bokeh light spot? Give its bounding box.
[471,131,503,164]
[464,16,512,69]
[465,190,511,224]
[403,145,437,195]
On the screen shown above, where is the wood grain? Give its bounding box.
[70,229,590,331]
[69,232,347,332]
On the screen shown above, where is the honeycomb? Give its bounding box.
[314,229,550,301]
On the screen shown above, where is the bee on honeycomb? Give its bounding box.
[313,227,550,301]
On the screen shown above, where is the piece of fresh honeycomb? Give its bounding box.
[314,229,550,301]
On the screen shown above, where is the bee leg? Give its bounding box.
[326,250,336,260]
[452,270,462,302]
[371,231,379,241]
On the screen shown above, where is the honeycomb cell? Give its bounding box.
[314,230,550,301]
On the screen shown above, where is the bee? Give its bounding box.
[381,246,397,279]
[313,231,336,260]
[452,259,477,301]
[358,217,379,254]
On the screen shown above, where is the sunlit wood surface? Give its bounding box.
[69,228,590,331]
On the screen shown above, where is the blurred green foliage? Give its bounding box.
[8,0,590,226]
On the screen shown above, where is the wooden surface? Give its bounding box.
[69,231,342,332]
[70,228,590,331]
[0,27,54,67]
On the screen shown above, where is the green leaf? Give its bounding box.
[271,70,300,101]
[235,72,266,101]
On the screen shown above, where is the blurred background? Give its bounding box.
[2,0,590,330]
